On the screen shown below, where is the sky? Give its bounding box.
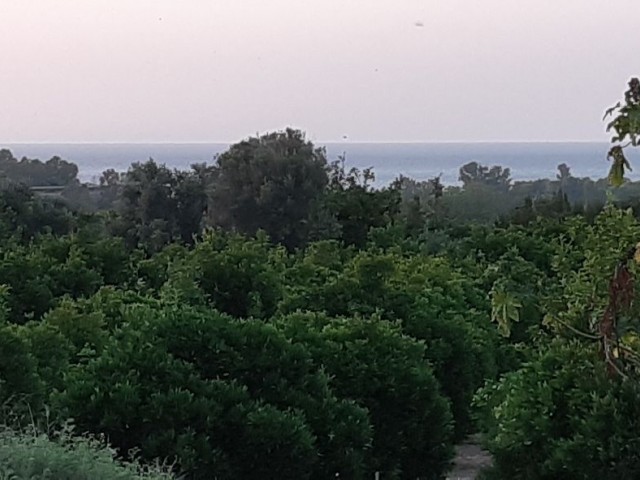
[0,0,638,143]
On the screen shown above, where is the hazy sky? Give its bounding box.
[1,0,638,143]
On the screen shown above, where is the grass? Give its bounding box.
[0,426,177,480]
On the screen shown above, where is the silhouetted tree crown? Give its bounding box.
[209,128,329,249]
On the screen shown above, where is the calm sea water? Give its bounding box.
[3,142,638,186]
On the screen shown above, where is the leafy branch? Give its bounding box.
[604,78,640,186]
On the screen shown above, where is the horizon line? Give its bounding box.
[1,139,612,145]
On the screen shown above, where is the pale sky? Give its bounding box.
[0,0,638,143]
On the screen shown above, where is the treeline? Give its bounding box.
[0,148,78,187]
[1,139,640,261]
[7,130,640,242]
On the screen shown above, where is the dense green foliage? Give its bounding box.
[474,204,640,479]
[473,78,640,479]
[476,341,640,480]
[0,148,504,477]
[109,160,210,250]
[0,181,474,477]
[4,80,640,478]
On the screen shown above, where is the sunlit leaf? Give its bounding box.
[490,287,522,338]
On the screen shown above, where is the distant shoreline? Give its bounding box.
[1,142,634,186]
[2,140,611,145]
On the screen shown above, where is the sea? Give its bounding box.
[3,142,639,186]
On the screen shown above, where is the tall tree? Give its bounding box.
[459,161,511,191]
[110,160,208,250]
[313,159,400,248]
[209,129,329,249]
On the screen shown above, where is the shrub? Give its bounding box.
[405,308,494,439]
[276,312,454,480]
[55,314,318,480]
[0,326,41,420]
[281,247,498,439]
[476,340,640,479]
[189,231,285,318]
[0,427,175,480]
[147,306,372,479]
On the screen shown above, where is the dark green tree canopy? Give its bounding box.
[459,161,511,190]
[109,159,209,250]
[0,149,78,186]
[209,128,329,249]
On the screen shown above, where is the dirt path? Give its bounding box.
[446,435,493,480]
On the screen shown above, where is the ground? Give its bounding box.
[446,435,493,480]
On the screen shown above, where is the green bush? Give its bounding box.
[280,247,498,439]
[188,230,285,318]
[0,326,42,420]
[476,340,640,479]
[147,306,372,479]
[15,322,71,393]
[0,428,174,479]
[405,308,494,439]
[276,312,454,479]
[0,238,105,324]
[55,311,319,480]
